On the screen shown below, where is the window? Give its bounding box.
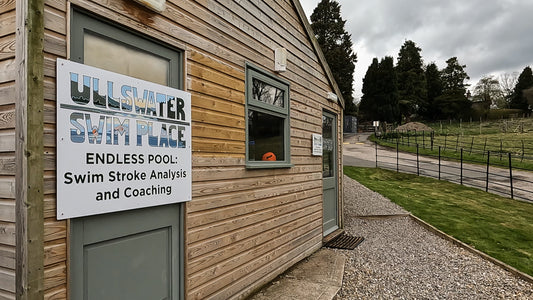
[246,64,291,168]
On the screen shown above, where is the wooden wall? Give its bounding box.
[0,0,17,298]
[6,0,344,298]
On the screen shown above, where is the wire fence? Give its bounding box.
[378,130,533,166]
[374,141,533,202]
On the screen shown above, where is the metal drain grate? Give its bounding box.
[325,234,364,250]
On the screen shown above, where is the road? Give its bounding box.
[343,133,533,202]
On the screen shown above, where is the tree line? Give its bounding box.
[359,40,533,123]
[309,0,533,123]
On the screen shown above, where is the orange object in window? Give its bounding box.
[262,152,276,161]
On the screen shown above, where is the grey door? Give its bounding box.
[69,10,184,299]
[322,112,338,236]
[70,205,182,300]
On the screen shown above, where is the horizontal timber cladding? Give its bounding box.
[27,0,343,298]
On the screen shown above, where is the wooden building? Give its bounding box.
[0,0,345,298]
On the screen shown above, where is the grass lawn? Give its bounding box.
[343,166,533,276]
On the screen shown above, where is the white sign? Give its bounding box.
[373,121,380,127]
[312,134,323,156]
[56,58,191,219]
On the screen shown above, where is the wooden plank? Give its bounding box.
[191,123,244,141]
[43,195,56,219]
[0,154,15,175]
[189,79,245,105]
[188,187,322,227]
[192,171,321,198]
[188,180,321,213]
[188,212,321,274]
[43,284,66,300]
[43,262,66,291]
[192,155,244,167]
[188,62,244,92]
[0,108,15,129]
[0,131,14,152]
[0,245,14,269]
[43,239,66,267]
[187,195,321,243]
[45,0,66,12]
[0,178,14,198]
[44,6,66,35]
[0,84,15,106]
[0,222,15,246]
[16,0,46,298]
[0,200,14,222]
[192,164,320,182]
[188,216,322,289]
[43,219,66,242]
[0,10,15,37]
[187,202,321,259]
[43,31,66,57]
[189,227,322,298]
[191,107,244,129]
[0,59,16,83]
[189,50,243,80]
[0,0,15,14]
[0,267,15,293]
[0,34,15,61]
[191,92,244,117]
[191,137,245,154]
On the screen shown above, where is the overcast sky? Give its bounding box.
[299,0,533,100]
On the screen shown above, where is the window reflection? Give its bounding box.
[84,33,169,85]
[252,78,285,108]
[248,110,285,161]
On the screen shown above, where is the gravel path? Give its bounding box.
[335,175,533,299]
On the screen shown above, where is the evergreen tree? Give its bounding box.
[396,40,427,121]
[434,57,471,119]
[359,58,379,121]
[510,66,533,113]
[359,57,399,123]
[310,0,357,116]
[424,63,442,120]
[376,56,400,123]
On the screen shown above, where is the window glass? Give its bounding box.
[322,115,334,177]
[252,78,285,108]
[84,32,169,85]
[248,110,285,161]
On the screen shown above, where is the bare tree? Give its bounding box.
[499,72,519,108]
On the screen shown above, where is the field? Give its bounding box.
[375,118,533,170]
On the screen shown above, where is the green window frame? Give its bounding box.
[245,64,292,168]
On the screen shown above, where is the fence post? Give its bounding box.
[486,151,490,192]
[431,131,434,151]
[438,146,441,180]
[375,140,378,168]
[417,144,420,176]
[407,130,410,147]
[522,140,525,162]
[460,148,463,185]
[470,137,474,155]
[444,134,447,151]
[509,152,514,199]
[422,131,425,149]
[500,139,503,161]
[396,140,399,173]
